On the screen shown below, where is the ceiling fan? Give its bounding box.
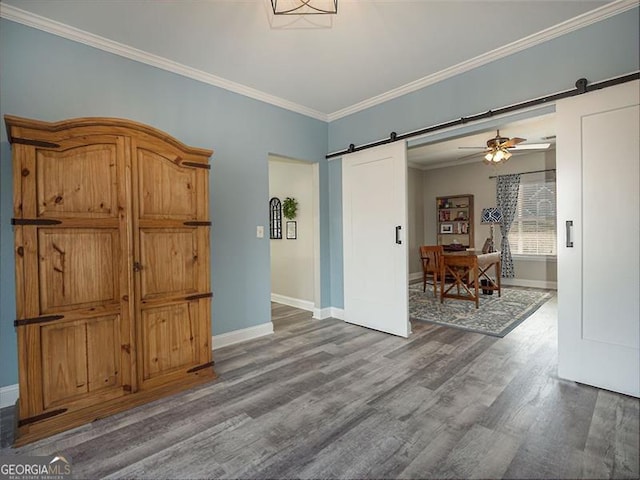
[459,130,551,165]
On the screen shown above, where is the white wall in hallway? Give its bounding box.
[269,156,315,304]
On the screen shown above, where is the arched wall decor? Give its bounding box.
[269,197,283,239]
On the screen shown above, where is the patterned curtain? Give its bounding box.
[496,174,521,277]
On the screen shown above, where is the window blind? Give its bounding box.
[508,177,557,255]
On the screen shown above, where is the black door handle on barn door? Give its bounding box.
[395,226,402,244]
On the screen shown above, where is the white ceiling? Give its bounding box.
[1,0,630,167]
[2,0,615,119]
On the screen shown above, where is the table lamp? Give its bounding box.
[481,207,503,253]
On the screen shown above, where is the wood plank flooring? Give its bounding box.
[1,295,638,479]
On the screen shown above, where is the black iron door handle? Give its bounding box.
[395,225,402,244]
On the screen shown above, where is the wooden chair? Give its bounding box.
[440,253,480,308]
[420,245,444,296]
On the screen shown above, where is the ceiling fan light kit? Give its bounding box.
[484,148,512,165]
[271,0,338,15]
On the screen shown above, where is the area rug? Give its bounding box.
[409,284,553,337]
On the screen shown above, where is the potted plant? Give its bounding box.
[282,197,298,219]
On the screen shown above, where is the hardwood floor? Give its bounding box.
[1,295,638,479]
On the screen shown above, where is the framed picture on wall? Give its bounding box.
[286,221,297,239]
[440,223,453,234]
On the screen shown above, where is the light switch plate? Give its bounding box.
[256,226,264,238]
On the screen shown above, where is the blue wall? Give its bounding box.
[0,20,329,388]
[326,7,640,307]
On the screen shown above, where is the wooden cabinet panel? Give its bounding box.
[85,315,122,391]
[38,228,119,312]
[41,315,122,410]
[41,320,88,408]
[139,229,198,299]
[137,149,197,219]
[6,115,215,445]
[36,144,117,218]
[141,303,198,381]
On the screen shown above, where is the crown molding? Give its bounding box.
[1,1,636,124]
[326,0,639,121]
[0,3,329,122]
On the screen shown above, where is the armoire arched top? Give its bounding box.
[4,114,213,160]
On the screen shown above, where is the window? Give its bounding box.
[508,175,557,256]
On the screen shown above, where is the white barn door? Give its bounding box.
[556,80,639,397]
[342,141,410,338]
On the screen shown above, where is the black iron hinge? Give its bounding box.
[186,361,215,374]
[11,218,62,226]
[14,315,64,327]
[185,292,213,301]
[11,137,60,149]
[18,408,67,427]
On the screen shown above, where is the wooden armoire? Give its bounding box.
[5,115,216,445]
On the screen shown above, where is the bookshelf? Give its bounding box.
[436,194,474,251]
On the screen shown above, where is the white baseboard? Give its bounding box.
[409,272,422,282]
[271,293,315,312]
[0,384,19,409]
[212,322,274,349]
[502,278,557,290]
[312,307,345,320]
[313,307,331,320]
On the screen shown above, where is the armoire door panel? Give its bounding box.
[41,314,122,410]
[40,319,87,408]
[85,314,122,392]
[38,228,119,313]
[35,144,118,218]
[140,302,199,381]
[139,228,198,299]
[137,149,197,220]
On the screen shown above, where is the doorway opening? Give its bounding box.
[406,113,558,292]
[268,154,320,324]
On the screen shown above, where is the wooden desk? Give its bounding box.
[440,251,501,308]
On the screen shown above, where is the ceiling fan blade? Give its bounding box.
[457,150,485,161]
[457,146,487,150]
[502,137,526,148]
[509,143,551,150]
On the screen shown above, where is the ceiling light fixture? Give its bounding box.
[483,147,512,165]
[271,0,338,15]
